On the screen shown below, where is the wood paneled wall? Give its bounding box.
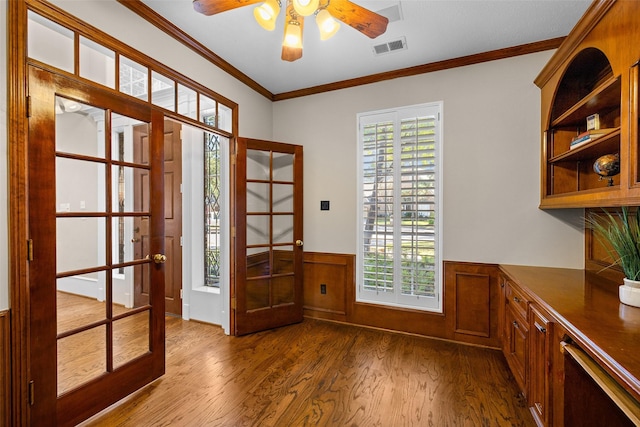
[0,310,10,427]
[445,262,500,347]
[303,253,501,348]
[585,208,625,285]
[303,252,354,322]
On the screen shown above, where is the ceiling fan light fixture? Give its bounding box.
[254,0,280,31]
[292,0,319,17]
[283,20,303,48]
[316,9,340,40]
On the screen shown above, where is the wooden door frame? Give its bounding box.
[9,0,32,423]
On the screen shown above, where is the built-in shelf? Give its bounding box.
[551,76,621,129]
[549,127,620,163]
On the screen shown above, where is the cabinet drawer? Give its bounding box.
[506,281,529,317]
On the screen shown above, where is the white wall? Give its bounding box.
[272,52,584,268]
[1,0,8,311]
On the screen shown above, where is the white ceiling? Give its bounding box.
[141,0,592,95]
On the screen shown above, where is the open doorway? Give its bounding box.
[178,121,230,331]
[128,116,230,326]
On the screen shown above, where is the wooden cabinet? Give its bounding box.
[501,279,554,426]
[500,265,640,427]
[529,305,553,427]
[535,0,640,208]
[502,280,529,396]
[504,303,528,395]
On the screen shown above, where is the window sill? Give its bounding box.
[193,285,221,295]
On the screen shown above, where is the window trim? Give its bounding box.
[356,102,444,313]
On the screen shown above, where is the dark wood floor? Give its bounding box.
[80,317,535,426]
[77,318,534,427]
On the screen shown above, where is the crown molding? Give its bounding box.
[275,38,565,101]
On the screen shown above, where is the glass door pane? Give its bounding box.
[54,96,152,396]
[244,148,297,312]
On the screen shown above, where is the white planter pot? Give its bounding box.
[620,278,640,308]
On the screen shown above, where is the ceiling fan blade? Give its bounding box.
[281,4,303,62]
[193,0,262,16]
[326,0,388,39]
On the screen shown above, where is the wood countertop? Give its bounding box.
[499,264,640,402]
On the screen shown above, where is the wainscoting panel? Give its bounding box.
[444,261,500,348]
[303,252,354,322]
[454,273,491,337]
[302,254,501,348]
[0,310,10,427]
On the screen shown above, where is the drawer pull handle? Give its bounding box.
[535,322,547,334]
[512,321,519,329]
[513,296,521,303]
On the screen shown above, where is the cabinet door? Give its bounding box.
[505,304,528,395]
[530,306,553,426]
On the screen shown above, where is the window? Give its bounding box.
[204,127,222,287]
[27,10,236,136]
[357,103,442,312]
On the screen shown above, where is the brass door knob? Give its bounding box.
[153,254,167,264]
[296,240,303,247]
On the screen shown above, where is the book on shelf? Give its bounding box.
[569,128,615,150]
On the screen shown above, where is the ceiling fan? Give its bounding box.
[192,0,389,62]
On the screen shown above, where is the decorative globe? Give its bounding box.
[593,153,620,177]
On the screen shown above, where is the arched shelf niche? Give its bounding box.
[550,47,619,129]
[543,47,621,197]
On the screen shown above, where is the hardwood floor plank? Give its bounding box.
[79,318,534,426]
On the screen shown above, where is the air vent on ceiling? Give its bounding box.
[373,36,407,56]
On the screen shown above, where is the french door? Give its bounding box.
[234,138,304,335]
[27,66,166,426]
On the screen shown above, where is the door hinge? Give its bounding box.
[26,96,32,118]
[28,380,35,405]
[231,296,237,310]
[180,236,183,246]
[231,227,236,238]
[180,289,183,299]
[27,239,33,261]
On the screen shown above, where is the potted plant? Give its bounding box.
[586,206,640,307]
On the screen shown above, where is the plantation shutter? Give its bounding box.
[357,104,441,312]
